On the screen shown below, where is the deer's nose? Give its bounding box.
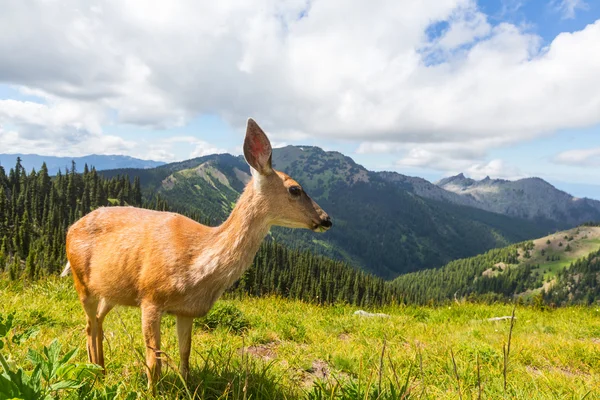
[321,216,332,228]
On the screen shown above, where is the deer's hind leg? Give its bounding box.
[96,298,114,372]
[81,295,100,365]
[72,270,102,367]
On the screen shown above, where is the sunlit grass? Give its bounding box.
[2,277,599,399]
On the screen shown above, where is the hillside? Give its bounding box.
[100,146,554,278]
[0,153,165,175]
[435,173,600,227]
[393,224,600,304]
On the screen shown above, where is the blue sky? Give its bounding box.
[1,0,600,198]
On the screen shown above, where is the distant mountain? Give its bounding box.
[100,146,552,278]
[0,154,165,175]
[434,173,600,227]
[377,171,479,208]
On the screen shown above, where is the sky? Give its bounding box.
[1,0,600,198]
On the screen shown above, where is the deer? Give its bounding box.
[61,118,332,389]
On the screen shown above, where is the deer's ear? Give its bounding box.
[244,118,273,176]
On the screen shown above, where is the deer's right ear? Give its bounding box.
[243,118,273,176]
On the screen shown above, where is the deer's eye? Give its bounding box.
[288,186,302,197]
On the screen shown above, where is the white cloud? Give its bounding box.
[141,136,227,162]
[189,141,227,158]
[0,0,599,167]
[393,142,523,180]
[464,159,523,180]
[0,94,138,156]
[552,0,589,20]
[554,147,600,167]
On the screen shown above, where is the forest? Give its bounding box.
[1,157,598,307]
[0,158,396,307]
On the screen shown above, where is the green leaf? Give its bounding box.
[46,340,61,364]
[58,348,77,366]
[26,350,44,368]
[0,313,15,339]
[49,379,83,391]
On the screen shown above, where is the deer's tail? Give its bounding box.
[60,261,71,277]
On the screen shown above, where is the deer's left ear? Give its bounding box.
[244,118,273,176]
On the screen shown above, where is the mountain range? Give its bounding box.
[0,154,165,175]
[99,146,561,278]
[4,147,598,279]
[434,173,600,226]
[379,172,600,227]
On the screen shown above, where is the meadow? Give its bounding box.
[1,277,599,399]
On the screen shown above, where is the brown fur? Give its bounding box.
[65,119,331,389]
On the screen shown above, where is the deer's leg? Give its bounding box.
[141,303,162,389]
[176,315,194,380]
[81,296,100,365]
[96,298,114,373]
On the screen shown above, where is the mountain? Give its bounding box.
[377,171,479,208]
[100,146,553,278]
[0,154,165,175]
[393,223,600,304]
[433,174,600,227]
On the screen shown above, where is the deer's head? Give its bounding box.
[243,118,332,233]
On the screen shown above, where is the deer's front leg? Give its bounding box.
[176,315,194,380]
[141,303,162,389]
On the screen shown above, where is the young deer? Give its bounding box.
[62,118,332,388]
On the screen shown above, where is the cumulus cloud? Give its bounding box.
[554,147,600,167]
[0,0,599,168]
[0,94,138,156]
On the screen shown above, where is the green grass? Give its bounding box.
[2,277,599,399]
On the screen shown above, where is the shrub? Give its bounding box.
[200,302,250,334]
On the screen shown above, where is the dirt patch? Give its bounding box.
[234,167,251,184]
[194,162,231,188]
[591,338,600,345]
[526,365,588,377]
[310,360,330,380]
[482,262,507,277]
[541,279,556,292]
[243,342,278,361]
[338,333,351,341]
[298,360,331,388]
[161,175,176,190]
[526,366,542,376]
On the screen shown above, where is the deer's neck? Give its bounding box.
[192,182,271,288]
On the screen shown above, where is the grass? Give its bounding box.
[2,277,600,399]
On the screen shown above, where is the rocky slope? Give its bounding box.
[435,174,600,227]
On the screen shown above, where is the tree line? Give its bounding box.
[0,158,399,307]
[543,248,600,305]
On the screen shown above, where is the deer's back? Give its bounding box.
[66,206,210,306]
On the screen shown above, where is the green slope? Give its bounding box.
[393,225,600,303]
